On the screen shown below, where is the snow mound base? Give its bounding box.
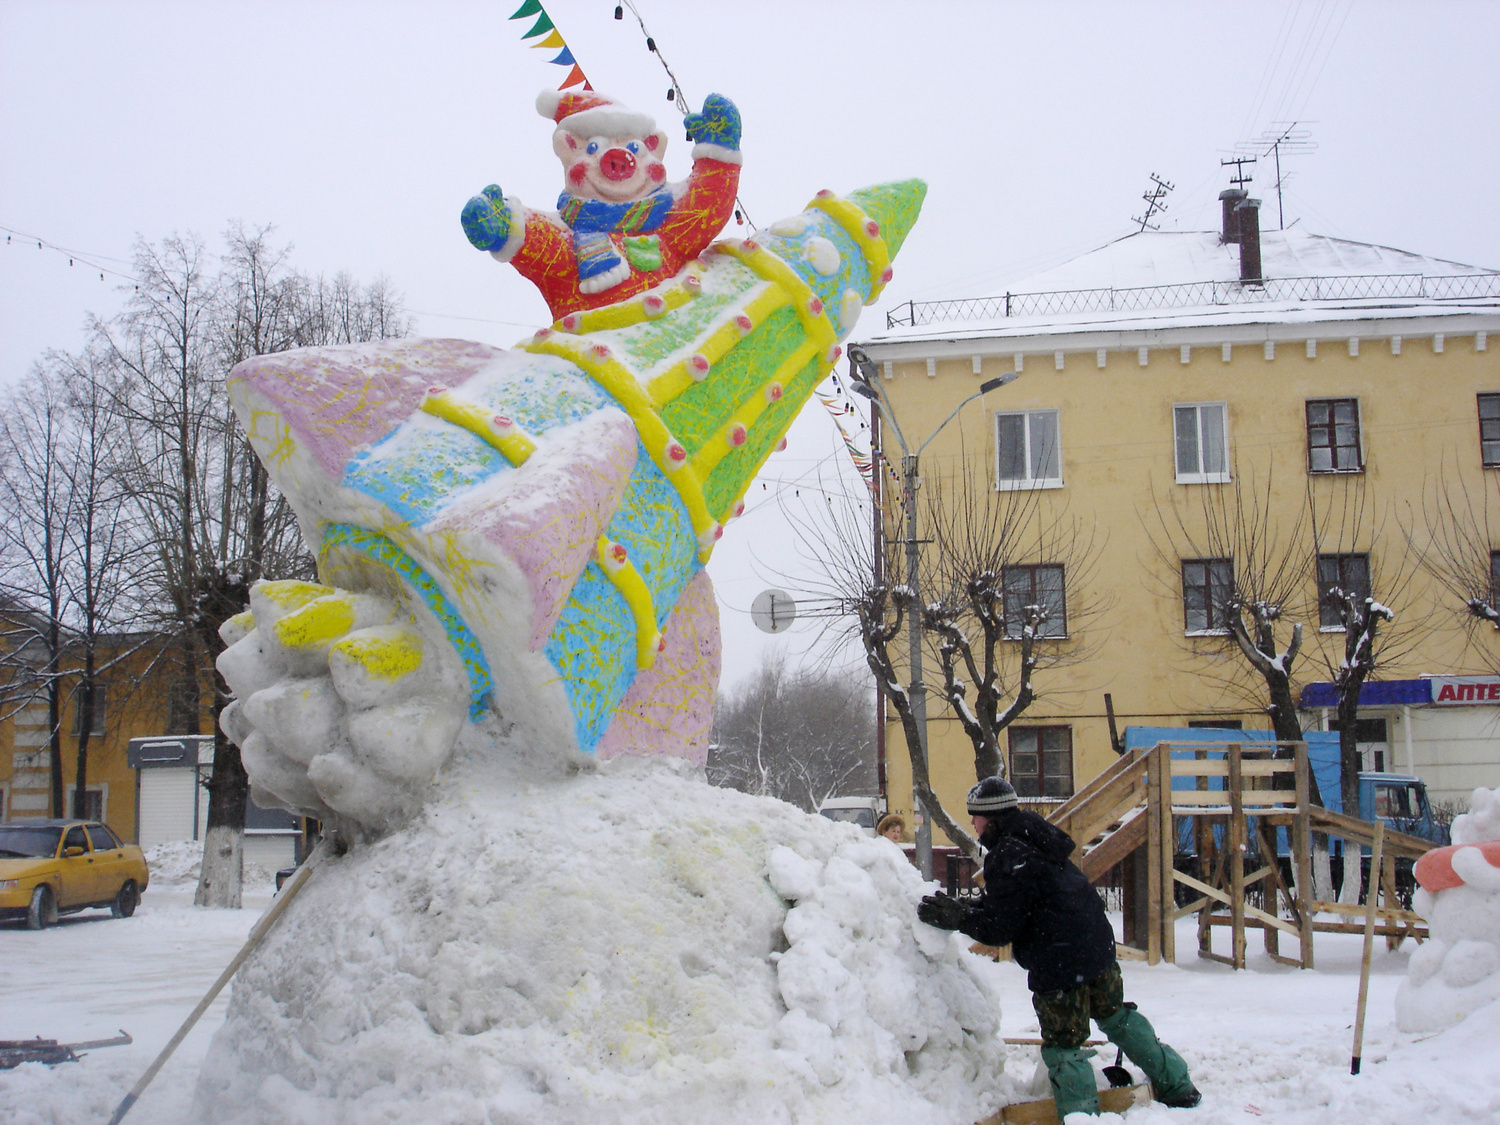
[193,751,1014,1124]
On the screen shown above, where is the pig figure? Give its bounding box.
[462,89,741,318]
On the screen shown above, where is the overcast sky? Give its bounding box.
[3,0,1498,689]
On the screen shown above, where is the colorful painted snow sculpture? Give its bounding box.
[218,154,925,836]
[1396,786,1500,1032]
[462,89,743,317]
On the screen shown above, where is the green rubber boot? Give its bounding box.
[1040,1046,1100,1117]
[1096,1003,1199,1107]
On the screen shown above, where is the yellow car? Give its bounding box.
[0,819,150,929]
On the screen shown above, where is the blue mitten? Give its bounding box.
[462,184,512,251]
[683,93,741,152]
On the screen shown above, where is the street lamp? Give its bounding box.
[846,346,1019,879]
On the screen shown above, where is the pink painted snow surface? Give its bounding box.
[3,770,1499,1125]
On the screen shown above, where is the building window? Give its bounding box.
[1174,403,1230,483]
[1188,719,1244,729]
[995,409,1062,490]
[1182,558,1234,633]
[72,685,106,737]
[1317,552,1371,629]
[65,787,105,821]
[1306,398,1363,472]
[1480,395,1500,468]
[1002,564,1067,638]
[1490,549,1500,608]
[1009,727,1074,798]
[1331,717,1388,772]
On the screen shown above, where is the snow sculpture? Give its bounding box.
[461,89,742,316]
[1396,786,1500,1032]
[215,88,924,838]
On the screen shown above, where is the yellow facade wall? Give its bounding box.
[869,327,1498,843]
[1,639,181,842]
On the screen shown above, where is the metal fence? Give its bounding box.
[886,272,1500,329]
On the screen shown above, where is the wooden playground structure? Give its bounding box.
[1045,740,1435,969]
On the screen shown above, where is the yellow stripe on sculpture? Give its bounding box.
[422,382,664,666]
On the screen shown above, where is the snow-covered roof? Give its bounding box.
[867,229,1500,347]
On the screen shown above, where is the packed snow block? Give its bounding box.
[1397,787,1500,1032]
[220,178,925,837]
[192,758,1019,1124]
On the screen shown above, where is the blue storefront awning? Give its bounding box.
[1298,679,1433,709]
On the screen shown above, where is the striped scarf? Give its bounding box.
[558,188,675,284]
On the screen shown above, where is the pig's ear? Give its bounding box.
[643,131,665,155]
[553,129,579,159]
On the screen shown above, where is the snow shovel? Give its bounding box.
[107,838,331,1125]
[1102,1046,1134,1088]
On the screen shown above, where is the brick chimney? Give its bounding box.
[1219,188,1247,244]
[1235,197,1263,284]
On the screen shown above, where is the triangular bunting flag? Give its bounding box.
[509,0,542,19]
[559,64,588,89]
[529,29,566,49]
[548,47,576,66]
[522,12,555,39]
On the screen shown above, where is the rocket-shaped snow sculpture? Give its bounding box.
[224,180,923,819]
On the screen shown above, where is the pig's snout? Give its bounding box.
[599,148,637,181]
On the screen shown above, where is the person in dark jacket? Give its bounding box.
[918,777,1200,1117]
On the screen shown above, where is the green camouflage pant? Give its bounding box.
[1032,961,1125,1048]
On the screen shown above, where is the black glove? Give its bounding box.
[917,892,969,931]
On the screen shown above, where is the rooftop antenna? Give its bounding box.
[1236,122,1316,230]
[1131,173,1174,232]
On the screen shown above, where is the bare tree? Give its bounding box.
[1145,465,1313,747]
[1408,465,1500,643]
[0,374,73,816]
[708,652,874,812]
[1308,476,1422,900]
[1144,463,1337,900]
[88,226,407,907]
[778,432,1105,860]
[0,355,146,817]
[923,455,1107,787]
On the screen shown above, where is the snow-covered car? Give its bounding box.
[0,819,150,929]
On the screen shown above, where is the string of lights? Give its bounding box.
[613,0,755,231]
[1,223,135,284]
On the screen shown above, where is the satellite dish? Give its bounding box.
[751,589,797,634]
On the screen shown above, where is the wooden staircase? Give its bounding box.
[1045,747,1150,883]
[1041,740,1435,968]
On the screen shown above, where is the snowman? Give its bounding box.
[1396,786,1500,1032]
[462,88,742,318]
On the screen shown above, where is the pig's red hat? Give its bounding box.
[537,89,656,139]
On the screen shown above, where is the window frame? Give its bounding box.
[1305,397,1364,474]
[1181,557,1235,635]
[994,408,1063,491]
[1480,394,1500,469]
[71,684,107,738]
[1316,552,1371,630]
[1007,726,1075,799]
[64,785,106,822]
[1173,402,1231,484]
[1000,563,1068,639]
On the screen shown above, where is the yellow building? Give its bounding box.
[856,196,1500,842]
[0,628,173,841]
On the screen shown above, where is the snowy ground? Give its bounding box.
[2,853,1498,1123]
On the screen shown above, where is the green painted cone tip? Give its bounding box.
[846,179,927,261]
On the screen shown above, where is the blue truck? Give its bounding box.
[1122,726,1450,851]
